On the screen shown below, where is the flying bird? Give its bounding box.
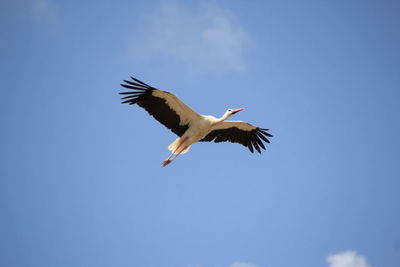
[120,76,272,167]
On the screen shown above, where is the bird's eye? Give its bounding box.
[228,109,232,112]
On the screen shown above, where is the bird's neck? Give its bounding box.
[216,113,230,123]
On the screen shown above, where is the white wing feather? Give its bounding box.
[211,120,257,132]
[152,90,201,126]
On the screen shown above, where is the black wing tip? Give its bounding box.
[120,83,148,91]
[200,127,271,154]
[123,79,148,87]
[129,76,152,87]
[120,75,154,92]
[120,76,155,105]
[257,127,273,137]
[248,144,254,153]
[246,128,273,154]
[119,90,147,105]
[254,134,266,150]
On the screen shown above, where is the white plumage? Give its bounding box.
[120,76,272,167]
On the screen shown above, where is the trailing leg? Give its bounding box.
[162,137,189,167]
[162,153,174,167]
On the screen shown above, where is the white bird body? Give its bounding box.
[168,114,225,155]
[120,76,272,167]
[168,116,212,155]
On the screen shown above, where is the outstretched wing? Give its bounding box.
[201,121,272,153]
[120,76,201,137]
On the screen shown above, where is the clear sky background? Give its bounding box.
[1,1,399,267]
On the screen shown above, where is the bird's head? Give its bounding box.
[225,108,244,118]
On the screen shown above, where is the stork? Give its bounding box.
[120,76,272,167]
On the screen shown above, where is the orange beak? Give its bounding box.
[231,108,244,114]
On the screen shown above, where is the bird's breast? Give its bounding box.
[185,117,213,141]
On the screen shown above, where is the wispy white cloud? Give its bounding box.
[327,251,371,267]
[229,262,260,267]
[32,0,58,21]
[132,2,250,72]
[187,262,259,267]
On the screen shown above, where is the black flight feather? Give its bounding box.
[200,126,272,154]
[120,76,189,137]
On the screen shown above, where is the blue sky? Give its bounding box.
[1,1,399,267]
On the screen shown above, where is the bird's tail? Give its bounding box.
[168,137,191,154]
[168,138,179,151]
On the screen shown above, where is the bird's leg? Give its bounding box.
[163,145,188,166]
[161,137,188,167]
[170,152,180,161]
[162,150,184,167]
[162,153,174,167]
